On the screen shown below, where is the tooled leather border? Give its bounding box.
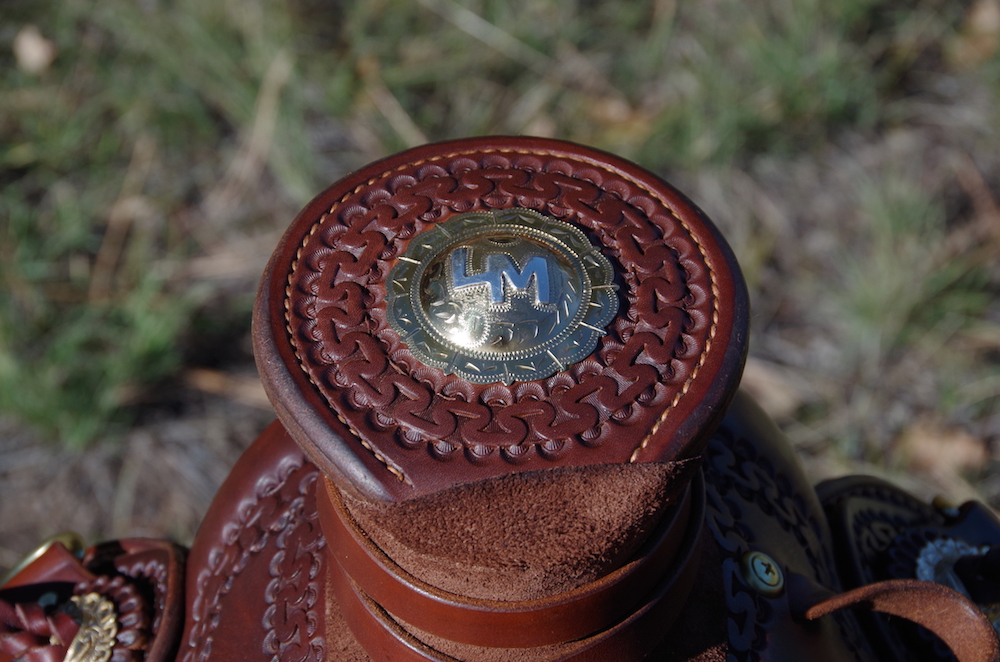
[256,137,747,501]
[179,423,326,662]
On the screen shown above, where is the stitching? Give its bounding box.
[282,147,720,472]
[630,249,720,462]
[283,216,409,483]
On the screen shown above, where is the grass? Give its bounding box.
[1,0,999,501]
[808,168,996,459]
[1,0,321,445]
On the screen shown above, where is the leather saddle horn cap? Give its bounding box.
[252,136,749,502]
[10,138,1000,662]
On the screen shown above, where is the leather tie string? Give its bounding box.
[796,577,1000,662]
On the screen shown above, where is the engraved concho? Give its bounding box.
[387,208,618,384]
[257,136,750,501]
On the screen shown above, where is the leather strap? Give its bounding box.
[318,471,696,648]
[326,474,705,661]
[0,593,82,662]
[805,579,1000,662]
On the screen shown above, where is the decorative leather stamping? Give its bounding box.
[255,137,748,500]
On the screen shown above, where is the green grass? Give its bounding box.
[1,0,999,472]
[816,169,994,454]
[1,0,321,445]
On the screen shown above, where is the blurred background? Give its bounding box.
[2,0,1000,573]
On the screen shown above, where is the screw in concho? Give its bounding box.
[741,550,785,596]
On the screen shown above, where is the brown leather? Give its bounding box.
[176,420,328,662]
[316,471,699,648]
[0,598,80,662]
[0,539,185,662]
[253,136,749,502]
[339,459,696,603]
[1,542,94,589]
[805,579,1000,662]
[167,393,1000,662]
[699,391,877,662]
[820,474,1000,662]
[173,418,713,662]
[105,539,187,662]
[325,478,705,662]
[0,544,89,662]
[16,139,1000,662]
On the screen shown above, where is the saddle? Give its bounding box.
[3,137,1000,662]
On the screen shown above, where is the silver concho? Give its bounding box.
[387,208,618,384]
[915,537,1000,633]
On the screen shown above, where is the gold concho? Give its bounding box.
[387,208,618,384]
[65,593,117,662]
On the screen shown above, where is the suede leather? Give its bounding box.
[167,394,884,662]
[338,460,698,601]
[806,580,999,662]
[319,471,701,650]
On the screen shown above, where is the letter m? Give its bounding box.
[451,248,551,305]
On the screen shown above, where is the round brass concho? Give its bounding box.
[387,208,618,384]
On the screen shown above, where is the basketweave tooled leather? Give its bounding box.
[252,136,749,502]
[5,398,992,662]
[204,138,997,661]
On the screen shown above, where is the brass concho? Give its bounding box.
[387,208,618,384]
[65,593,118,662]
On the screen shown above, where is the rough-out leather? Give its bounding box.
[164,389,1000,662]
[820,475,1000,661]
[805,580,999,662]
[316,472,700,649]
[5,137,1000,662]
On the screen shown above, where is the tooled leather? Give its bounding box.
[824,479,942,579]
[282,146,721,482]
[181,445,326,662]
[0,540,184,662]
[262,484,326,662]
[112,552,169,635]
[822,479,947,662]
[704,426,839,588]
[821,477,1000,662]
[702,394,876,662]
[110,541,186,662]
